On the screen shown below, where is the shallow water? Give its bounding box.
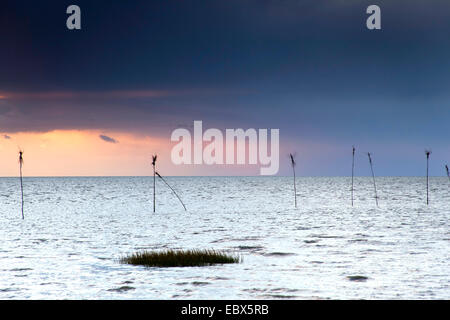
[0,176,449,299]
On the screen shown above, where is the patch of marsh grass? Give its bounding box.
[120,249,241,267]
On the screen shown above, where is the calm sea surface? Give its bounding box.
[0,177,448,299]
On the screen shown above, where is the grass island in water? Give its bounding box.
[120,249,241,267]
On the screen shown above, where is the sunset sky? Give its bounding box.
[1,0,450,176]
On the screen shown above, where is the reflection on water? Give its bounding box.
[0,177,449,299]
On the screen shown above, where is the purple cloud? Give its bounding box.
[99,135,118,144]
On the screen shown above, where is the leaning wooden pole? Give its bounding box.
[367,152,379,207]
[445,165,450,183]
[19,150,24,219]
[156,172,187,211]
[152,155,157,213]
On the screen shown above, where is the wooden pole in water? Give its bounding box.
[367,152,379,207]
[351,146,355,206]
[152,155,157,213]
[289,153,297,208]
[156,172,187,211]
[446,165,450,183]
[19,150,24,219]
[425,150,431,205]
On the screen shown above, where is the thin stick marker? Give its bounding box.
[289,153,297,208]
[367,152,379,207]
[19,150,24,219]
[156,172,187,211]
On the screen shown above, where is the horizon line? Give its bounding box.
[0,175,448,178]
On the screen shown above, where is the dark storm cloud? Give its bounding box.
[0,0,449,175]
[99,135,118,144]
[0,89,245,135]
[2,0,450,92]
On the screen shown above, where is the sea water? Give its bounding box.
[0,177,448,299]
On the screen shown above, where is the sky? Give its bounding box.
[1,0,449,176]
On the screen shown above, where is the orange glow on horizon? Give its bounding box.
[0,130,171,177]
[0,129,281,177]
